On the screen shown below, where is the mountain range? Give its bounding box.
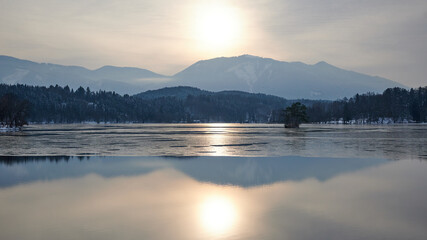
[0,54,406,99]
[0,55,166,95]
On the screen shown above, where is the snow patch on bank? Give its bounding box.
[0,126,22,132]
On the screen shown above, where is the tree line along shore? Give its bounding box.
[1,84,426,128]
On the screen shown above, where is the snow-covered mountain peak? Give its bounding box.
[238,54,262,59]
[0,54,407,99]
[171,55,406,99]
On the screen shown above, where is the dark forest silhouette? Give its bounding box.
[0,84,426,125]
[0,93,29,128]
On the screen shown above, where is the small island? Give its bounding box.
[283,102,308,128]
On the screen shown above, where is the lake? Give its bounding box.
[0,124,426,240]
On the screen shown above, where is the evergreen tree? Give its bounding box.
[283,102,308,128]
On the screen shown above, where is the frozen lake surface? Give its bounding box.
[0,123,426,159]
[0,124,426,240]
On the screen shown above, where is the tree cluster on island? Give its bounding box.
[0,84,426,128]
[283,102,308,128]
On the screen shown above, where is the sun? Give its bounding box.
[193,2,242,51]
[199,196,237,235]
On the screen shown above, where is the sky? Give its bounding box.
[0,0,426,87]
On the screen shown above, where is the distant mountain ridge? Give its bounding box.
[136,86,287,101]
[136,86,211,100]
[0,54,406,99]
[0,55,166,94]
[170,54,406,99]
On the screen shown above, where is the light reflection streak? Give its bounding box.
[205,123,231,156]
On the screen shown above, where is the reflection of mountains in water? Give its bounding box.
[169,156,387,187]
[0,156,387,188]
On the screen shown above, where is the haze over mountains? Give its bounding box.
[0,55,406,100]
[0,55,167,95]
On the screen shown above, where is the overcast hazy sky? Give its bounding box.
[0,0,426,87]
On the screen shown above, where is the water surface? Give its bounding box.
[0,124,426,240]
[0,124,426,159]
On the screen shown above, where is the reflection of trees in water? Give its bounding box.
[282,128,307,154]
[0,156,91,165]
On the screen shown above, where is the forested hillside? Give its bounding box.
[269,87,427,124]
[1,84,426,124]
[0,84,292,123]
[308,87,427,123]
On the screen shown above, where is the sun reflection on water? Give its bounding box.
[205,123,232,156]
[199,195,237,236]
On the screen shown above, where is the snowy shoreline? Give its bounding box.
[22,121,427,125]
[0,126,22,132]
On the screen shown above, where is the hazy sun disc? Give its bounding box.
[194,3,242,50]
[200,196,237,235]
